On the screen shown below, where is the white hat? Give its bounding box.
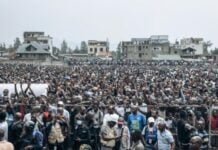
[108,115,118,123]
[58,101,64,106]
[148,117,155,123]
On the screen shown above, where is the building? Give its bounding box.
[23,32,53,54]
[88,40,110,57]
[16,32,57,61]
[16,41,51,61]
[179,38,205,55]
[118,35,170,60]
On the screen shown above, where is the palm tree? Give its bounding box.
[203,41,212,55]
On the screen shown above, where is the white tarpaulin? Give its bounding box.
[0,84,48,96]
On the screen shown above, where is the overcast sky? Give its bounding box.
[1,0,218,50]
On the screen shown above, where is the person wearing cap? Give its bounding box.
[127,105,146,133]
[100,116,119,150]
[49,101,70,121]
[103,105,119,126]
[157,120,175,150]
[115,117,130,150]
[142,117,158,150]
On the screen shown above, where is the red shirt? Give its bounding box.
[210,115,218,130]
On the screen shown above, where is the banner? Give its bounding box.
[0,84,48,96]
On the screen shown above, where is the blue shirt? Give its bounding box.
[127,113,146,132]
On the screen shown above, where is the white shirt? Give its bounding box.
[0,121,8,141]
[115,106,125,117]
[157,129,174,150]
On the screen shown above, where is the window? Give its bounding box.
[100,48,103,52]
[138,46,141,51]
[90,48,93,52]
[139,53,142,58]
[146,46,148,49]
[174,51,178,54]
[94,48,97,53]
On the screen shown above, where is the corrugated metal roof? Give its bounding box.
[16,42,50,54]
[153,54,181,60]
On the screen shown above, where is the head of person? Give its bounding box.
[80,106,86,115]
[3,89,9,97]
[148,117,155,127]
[131,130,142,142]
[195,111,202,120]
[14,112,22,121]
[107,116,117,128]
[158,120,166,133]
[212,109,218,117]
[57,101,65,108]
[190,136,202,150]
[57,107,64,116]
[131,105,138,115]
[196,120,204,131]
[93,101,99,111]
[107,105,114,114]
[117,117,124,128]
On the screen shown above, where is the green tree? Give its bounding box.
[203,41,212,54]
[74,46,80,53]
[116,42,122,60]
[61,40,68,54]
[13,37,21,49]
[80,41,88,54]
[211,48,218,55]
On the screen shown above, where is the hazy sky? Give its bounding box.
[1,0,218,50]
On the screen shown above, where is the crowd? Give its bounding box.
[0,60,217,150]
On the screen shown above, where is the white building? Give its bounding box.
[88,40,110,56]
[180,38,205,55]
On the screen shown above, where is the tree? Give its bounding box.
[80,41,88,54]
[74,46,80,53]
[13,37,21,49]
[211,48,218,55]
[61,40,68,54]
[203,41,212,54]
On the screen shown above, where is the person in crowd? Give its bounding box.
[128,105,146,133]
[0,129,14,150]
[142,117,158,150]
[0,111,8,141]
[19,121,43,150]
[74,118,91,150]
[9,112,23,150]
[103,105,119,126]
[177,110,192,150]
[194,120,208,150]
[157,120,175,150]
[46,112,67,150]
[210,109,218,148]
[189,136,202,150]
[115,117,130,150]
[131,130,145,150]
[100,116,118,150]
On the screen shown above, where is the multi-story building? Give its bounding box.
[88,40,110,57]
[180,38,205,55]
[118,35,170,60]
